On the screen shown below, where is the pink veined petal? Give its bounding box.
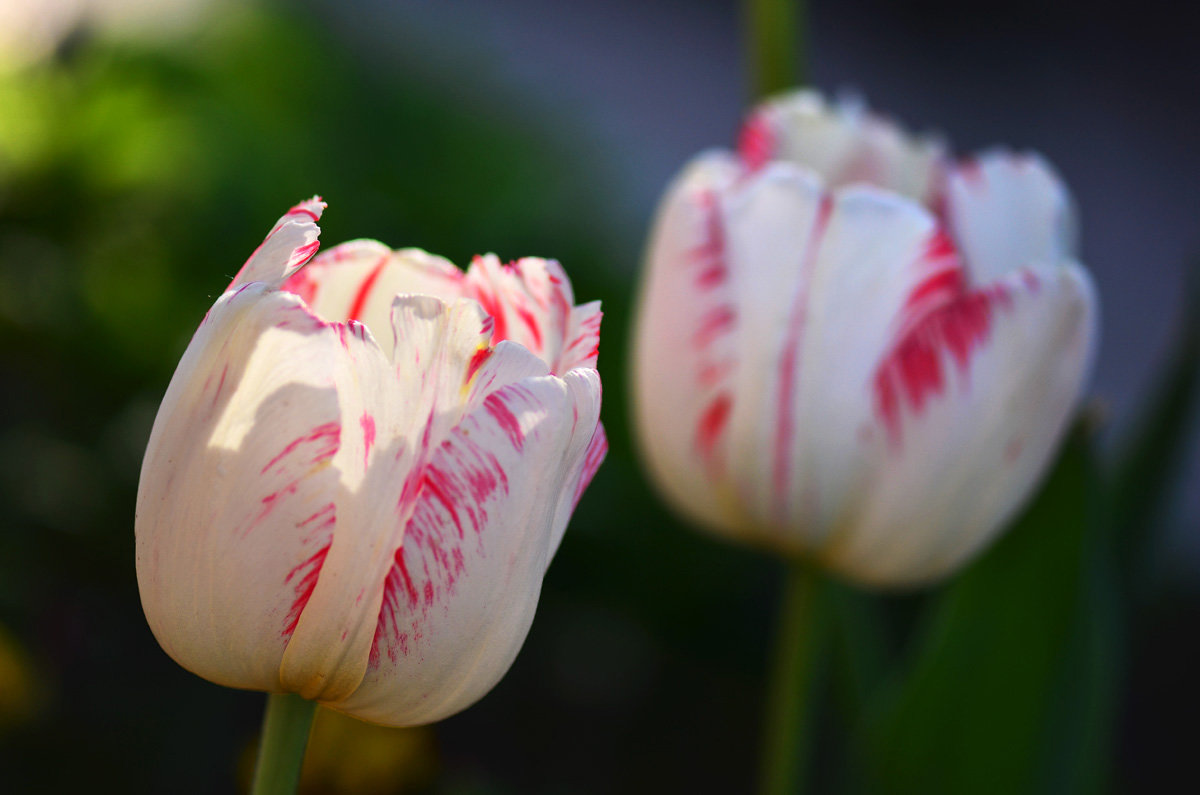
[326,370,602,726]
[741,91,944,203]
[826,263,1098,586]
[561,300,603,373]
[549,371,606,553]
[718,165,957,550]
[461,255,586,375]
[282,243,601,376]
[942,150,1077,284]
[280,241,465,356]
[135,283,371,693]
[230,197,326,289]
[632,151,747,537]
[278,293,557,705]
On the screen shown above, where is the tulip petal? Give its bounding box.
[281,242,464,355]
[633,151,748,535]
[741,91,944,202]
[328,369,603,726]
[461,255,599,374]
[231,197,326,289]
[278,294,550,702]
[943,151,1077,284]
[828,264,1097,585]
[718,166,959,549]
[136,283,372,693]
[283,245,601,376]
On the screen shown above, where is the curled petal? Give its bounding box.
[828,263,1098,585]
[231,198,326,289]
[943,151,1077,284]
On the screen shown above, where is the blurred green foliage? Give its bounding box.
[863,423,1115,794]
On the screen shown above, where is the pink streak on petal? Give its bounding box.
[873,280,1015,445]
[360,412,376,469]
[369,406,516,665]
[484,392,525,451]
[287,241,322,272]
[346,256,388,322]
[465,347,491,383]
[282,541,331,638]
[773,194,833,512]
[688,189,738,471]
[693,306,736,349]
[515,303,544,351]
[695,393,732,464]
[280,503,336,638]
[465,263,509,342]
[573,423,609,509]
[282,267,319,305]
[259,422,341,475]
[738,110,777,172]
[287,204,321,223]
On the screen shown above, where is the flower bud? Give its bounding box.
[632,91,1096,586]
[136,199,606,725]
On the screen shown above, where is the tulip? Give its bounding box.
[136,198,606,727]
[633,90,1097,586]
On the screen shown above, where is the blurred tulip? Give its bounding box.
[633,90,1097,586]
[136,199,606,725]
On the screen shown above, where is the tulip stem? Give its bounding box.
[746,0,806,98]
[761,558,828,795]
[251,693,317,795]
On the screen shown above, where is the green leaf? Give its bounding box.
[864,424,1115,794]
[1109,262,1200,599]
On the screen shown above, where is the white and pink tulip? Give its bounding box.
[136,199,606,726]
[632,90,1097,586]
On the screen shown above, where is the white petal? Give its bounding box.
[281,242,464,355]
[277,294,556,703]
[136,284,375,693]
[632,151,747,537]
[284,245,600,376]
[828,263,1098,585]
[328,370,603,726]
[230,198,326,289]
[460,255,591,375]
[719,167,954,550]
[561,300,603,373]
[943,151,1077,284]
[742,91,944,202]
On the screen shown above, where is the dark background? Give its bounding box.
[0,0,1196,792]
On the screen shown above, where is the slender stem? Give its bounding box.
[251,693,317,795]
[746,0,806,99]
[760,558,828,795]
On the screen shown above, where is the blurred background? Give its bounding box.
[0,0,1196,792]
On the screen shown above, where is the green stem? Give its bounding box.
[251,693,317,795]
[746,0,806,99]
[760,558,828,795]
